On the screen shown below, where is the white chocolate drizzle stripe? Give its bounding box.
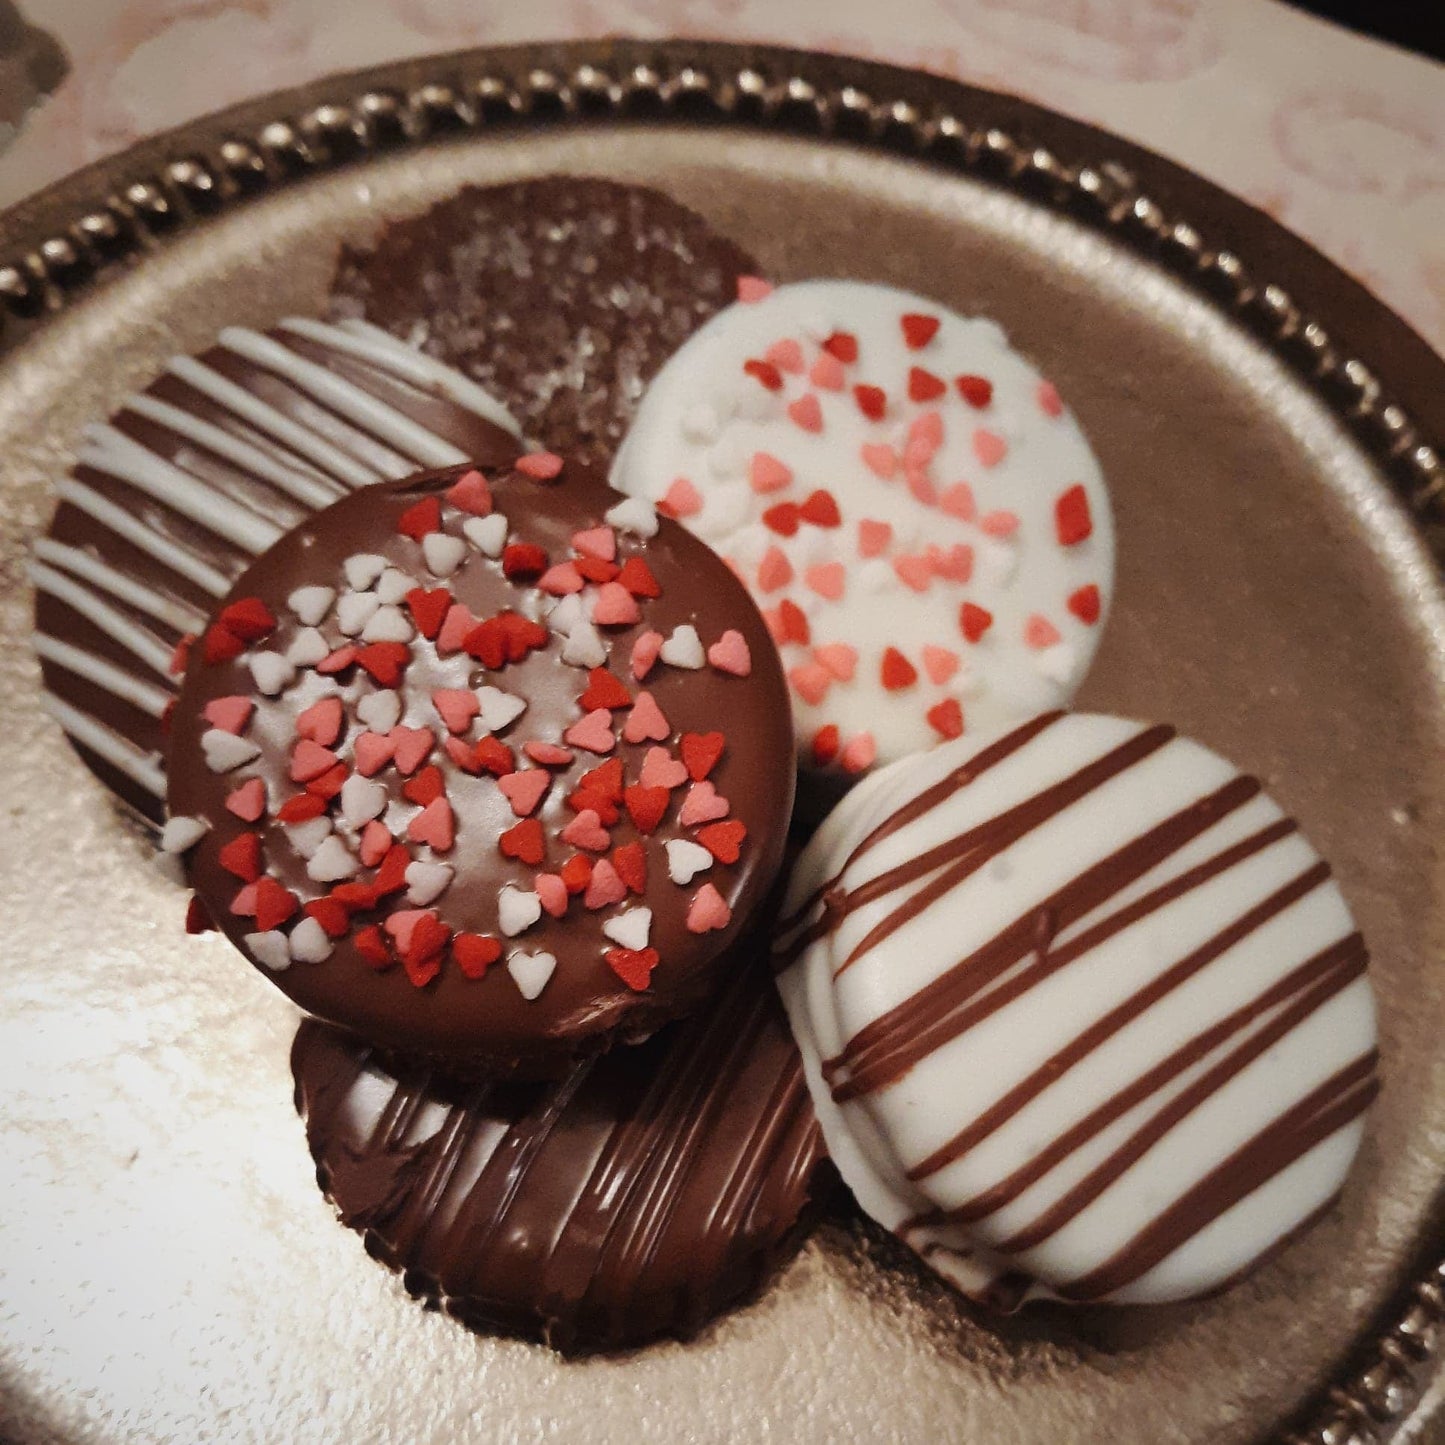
[41,695,166,798]
[30,562,176,678]
[34,633,172,718]
[34,538,206,633]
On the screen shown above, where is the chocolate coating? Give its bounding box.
[329,178,757,469]
[167,461,795,1075]
[290,950,830,1355]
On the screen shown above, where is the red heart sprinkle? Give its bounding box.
[396,496,441,541]
[697,819,747,864]
[681,732,725,781]
[798,490,841,527]
[611,842,647,895]
[304,897,351,940]
[960,603,994,643]
[500,608,549,660]
[580,668,633,711]
[277,794,326,823]
[568,787,620,827]
[169,635,195,677]
[185,896,216,935]
[372,844,412,897]
[354,925,391,969]
[901,313,940,349]
[471,736,515,776]
[575,556,621,585]
[743,358,783,391]
[459,617,501,668]
[811,724,840,766]
[445,468,492,516]
[406,587,453,639]
[881,647,918,691]
[1055,484,1093,546]
[1068,584,1102,625]
[823,331,859,364]
[218,832,262,882]
[225,778,267,823]
[927,698,965,739]
[295,696,344,747]
[217,597,276,642]
[202,624,246,665]
[561,855,594,894]
[254,876,299,932]
[499,817,545,866]
[615,557,661,598]
[356,642,409,687]
[305,763,350,801]
[908,366,946,403]
[502,542,548,579]
[762,502,801,536]
[402,764,445,806]
[777,599,810,645]
[452,932,502,979]
[623,785,669,834]
[605,947,660,992]
[580,756,625,801]
[331,881,377,912]
[955,374,993,408]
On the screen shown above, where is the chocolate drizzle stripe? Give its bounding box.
[1055,1050,1379,1302]
[826,772,1267,1104]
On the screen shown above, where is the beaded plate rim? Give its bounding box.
[0,36,1440,1445]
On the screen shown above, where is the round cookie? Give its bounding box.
[166,458,794,1076]
[774,712,1378,1308]
[32,318,520,825]
[329,178,758,470]
[611,279,1114,780]
[291,950,829,1354]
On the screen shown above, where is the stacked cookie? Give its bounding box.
[32,179,1379,1353]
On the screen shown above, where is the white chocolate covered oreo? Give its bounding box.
[774,712,1378,1308]
[612,280,1114,778]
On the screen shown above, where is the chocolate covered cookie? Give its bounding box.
[166,458,794,1075]
[775,712,1378,1308]
[291,950,828,1354]
[329,178,757,468]
[33,318,519,824]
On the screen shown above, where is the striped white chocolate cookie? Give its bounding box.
[774,712,1378,1308]
[611,280,1113,779]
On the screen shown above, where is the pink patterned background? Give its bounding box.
[2,0,1444,354]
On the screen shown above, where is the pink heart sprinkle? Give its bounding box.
[436,603,477,654]
[639,746,688,790]
[906,470,938,506]
[592,582,641,627]
[389,726,434,776]
[622,691,670,744]
[922,645,961,684]
[931,544,974,582]
[432,688,480,735]
[893,554,933,593]
[353,731,396,776]
[765,338,805,373]
[572,526,616,561]
[980,510,1020,538]
[443,737,474,771]
[939,482,976,520]
[909,410,944,451]
[810,351,845,390]
[295,696,342,746]
[1025,614,1062,649]
[788,394,824,433]
[788,663,832,706]
[757,546,794,593]
[973,429,1008,468]
[804,563,845,601]
[359,820,392,866]
[539,562,584,595]
[584,857,628,909]
[445,469,492,516]
[561,808,612,851]
[516,451,564,480]
[706,630,752,677]
[407,797,455,851]
[679,780,730,826]
[534,873,569,917]
[840,732,877,774]
[229,884,258,917]
[662,478,703,517]
[858,519,892,557]
[290,738,338,783]
[631,630,663,681]
[564,708,616,755]
[384,908,428,952]
[686,883,732,934]
[225,778,266,822]
[813,643,857,681]
[524,741,574,767]
[1037,380,1064,417]
[203,696,253,734]
[736,275,773,303]
[498,769,550,817]
[749,451,793,494]
[860,443,897,479]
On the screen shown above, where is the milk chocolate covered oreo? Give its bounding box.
[329,178,757,468]
[166,458,794,1075]
[291,951,828,1354]
[776,712,1378,1308]
[33,319,519,824]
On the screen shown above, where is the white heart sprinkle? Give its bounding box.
[665,838,713,885]
[245,930,292,972]
[249,650,296,697]
[405,860,454,906]
[477,686,527,733]
[463,513,508,557]
[343,553,387,591]
[498,885,542,937]
[336,591,380,636]
[601,907,652,951]
[375,568,416,606]
[202,729,261,773]
[856,559,894,594]
[160,815,209,853]
[603,496,659,538]
[306,834,358,883]
[974,538,1019,590]
[422,532,467,577]
[507,950,556,1000]
[547,593,585,634]
[680,401,720,444]
[288,585,335,627]
[707,431,751,479]
[286,627,330,667]
[339,773,388,828]
[360,604,414,644]
[285,816,333,860]
[560,619,607,669]
[288,916,333,964]
[1033,640,1078,688]
[660,625,705,669]
[356,689,402,733]
[692,482,750,541]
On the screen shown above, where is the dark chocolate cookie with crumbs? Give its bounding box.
[328,178,757,469]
